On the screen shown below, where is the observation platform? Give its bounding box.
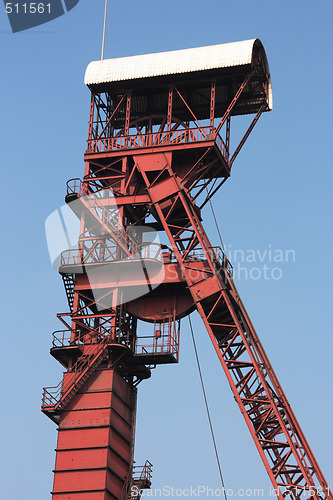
[83,39,272,173]
[48,334,152,378]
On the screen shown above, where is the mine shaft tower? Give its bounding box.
[42,39,331,500]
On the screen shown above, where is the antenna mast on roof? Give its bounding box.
[101,0,108,60]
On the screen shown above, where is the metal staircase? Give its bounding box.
[120,461,152,500]
[66,180,140,257]
[62,273,75,311]
[42,340,110,421]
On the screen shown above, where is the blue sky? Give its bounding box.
[0,0,332,498]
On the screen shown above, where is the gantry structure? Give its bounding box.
[42,39,331,500]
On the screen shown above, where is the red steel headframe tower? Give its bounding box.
[42,39,331,500]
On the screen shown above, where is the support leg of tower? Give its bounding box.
[51,368,136,500]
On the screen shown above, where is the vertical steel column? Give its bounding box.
[210,81,216,132]
[124,91,132,138]
[215,73,252,135]
[225,116,230,161]
[167,86,173,132]
[87,93,95,150]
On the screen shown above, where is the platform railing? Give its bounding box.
[59,242,232,282]
[42,339,110,410]
[136,312,179,360]
[120,460,153,500]
[60,244,117,266]
[42,381,62,407]
[59,244,232,278]
[66,177,86,196]
[51,324,135,350]
[60,242,163,267]
[162,246,233,280]
[136,243,162,261]
[86,126,228,159]
[132,460,153,484]
[51,329,82,348]
[136,332,179,357]
[66,177,119,198]
[162,245,225,264]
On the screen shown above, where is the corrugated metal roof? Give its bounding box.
[85,39,258,86]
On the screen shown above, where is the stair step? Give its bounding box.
[56,345,108,408]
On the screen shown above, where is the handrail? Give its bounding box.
[161,245,227,265]
[60,242,163,267]
[136,335,178,355]
[52,329,82,348]
[65,185,140,257]
[133,460,153,482]
[42,328,136,412]
[61,342,106,395]
[120,464,133,500]
[120,460,152,500]
[66,178,86,197]
[136,312,179,359]
[42,381,62,407]
[60,242,232,282]
[42,340,109,410]
[86,126,228,160]
[66,178,117,198]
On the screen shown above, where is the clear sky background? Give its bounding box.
[0,1,332,498]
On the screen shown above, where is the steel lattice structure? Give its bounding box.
[42,39,331,500]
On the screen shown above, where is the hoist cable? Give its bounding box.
[205,185,226,256]
[188,315,228,500]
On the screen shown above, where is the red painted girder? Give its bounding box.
[134,154,331,500]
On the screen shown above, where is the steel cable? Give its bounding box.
[205,185,226,256]
[188,315,228,500]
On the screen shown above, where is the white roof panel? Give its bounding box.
[85,39,258,86]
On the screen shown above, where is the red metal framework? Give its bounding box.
[42,40,331,500]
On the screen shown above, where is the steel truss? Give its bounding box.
[134,154,330,500]
[42,55,331,500]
